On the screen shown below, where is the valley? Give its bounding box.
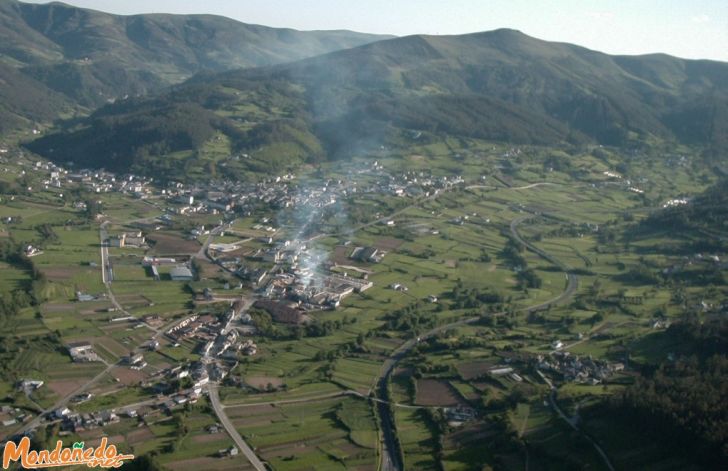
[0,1,726,469]
[1,135,725,470]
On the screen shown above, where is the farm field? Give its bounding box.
[0,138,723,470]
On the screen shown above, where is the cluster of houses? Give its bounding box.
[444,406,477,427]
[201,329,257,358]
[292,272,373,310]
[52,407,120,434]
[662,197,690,208]
[537,352,624,385]
[257,267,373,311]
[0,405,32,428]
[1,153,456,224]
[167,314,217,341]
[164,300,256,380]
[48,379,206,435]
[109,231,146,248]
[662,252,727,276]
[32,159,155,197]
[16,379,44,395]
[126,352,147,370]
[24,245,42,257]
[600,169,648,194]
[225,236,375,311]
[387,172,463,198]
[350,246,384,263]
[254,299,307,325]
[140,256,194,281]
[66,341,102,363]
[152,161,466,245]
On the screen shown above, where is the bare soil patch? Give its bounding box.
[225,403,278,418]
[261,441,310,458]
[448,423,496,447]
[374,237,404,251]
[42,266,83,280]
[96,337,129,357]
[191,432,228,444]
[147,232,200,255]
[259,440,315,455]
[456,360,496,381]
[197,259,224,279]
[110,293,153,310]
[393,367,414,378]
[334,441,366,455]
[111,366,147,386]
[126,427,155,445]
[84,434,125,448]
[245,376,284,390]
[333,245,354,265]
[370,337,402,349]
[42,303,77,313]
[47,380,85,397]
[166,457,250,471]
[415,379,466,407]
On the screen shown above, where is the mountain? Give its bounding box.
[0,60,73,134]
[0,0,390,132]
[26,29,728,179]
[639,177,728,238]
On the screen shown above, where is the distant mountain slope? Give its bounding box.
[27,29,728,179]
[0,0,390,131]
[0,61,73,134]
[640,178,728,236]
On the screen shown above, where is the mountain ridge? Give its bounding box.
[23,27,728,179]
[0,0,391,132]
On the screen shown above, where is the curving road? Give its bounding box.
[376,215,580,471]
[509,215,579,310]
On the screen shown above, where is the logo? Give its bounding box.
[2,437,134,469]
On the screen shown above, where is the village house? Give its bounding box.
[66,342,101,362]
[170,266,194,281]
[109,231,145,248]
[350,246,382,263]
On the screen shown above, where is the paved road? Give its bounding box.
[14,360,116,436]
[208,383,267,471]
[511,216,616,471]
[509,215,579,310]
[196,224,227,260]
[99,222,112,283]
[545,381,616,471]
[99,221,160,335]
[13,230,122,439]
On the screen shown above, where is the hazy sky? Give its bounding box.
[22,0,728,61]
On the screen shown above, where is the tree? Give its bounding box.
[122,455,163,471]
